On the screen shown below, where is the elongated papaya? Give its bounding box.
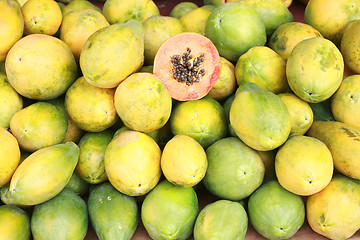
[307,121,360,179]
[4,142,79,205]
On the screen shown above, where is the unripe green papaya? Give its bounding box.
[31,188,88,240]
[88,182,138,240]
[4,142,79,206]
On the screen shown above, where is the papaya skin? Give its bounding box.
[307,121,360,179]
[0,205,30,240]
[5,142,80,206]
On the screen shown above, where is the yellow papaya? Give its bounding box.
[307,121,360,179]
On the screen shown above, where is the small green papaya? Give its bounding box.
[0,205,30,240]
[88,182,138,240]
[31,188,88,240]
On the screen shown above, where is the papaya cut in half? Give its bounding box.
[153,32,221,101]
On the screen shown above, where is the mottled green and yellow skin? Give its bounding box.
[80,19,145,88]
[286,37,344,103]
[76,130,113,184]
[65,76,118,132]
[194,200,248,240]
[4,142,79,206]
[0,0,24,61]
[105,130,161,196]
[275,135,333,196]
[235,46,289,94]
[115,73,172,133]
[60,9,109,59]
[170,96,227,148]
[141,180,198,240]
[103,0,159,24]
[0,205,30,240]
[0,73,23,129]
[341,20,360,74]
[170,2,199,19]
[305,0,360,46]
[307,120,360,179]
[5,34,78,100]
[10,102,68,152]
[61,0,101,16]
[31,188,88,240]
[307,175,360,240]
[143,15,185,65]
[331,75,360,131]
[230,82,291,151]
[180,7,212,36]
[268,22,322,61]
[88,182,138,240]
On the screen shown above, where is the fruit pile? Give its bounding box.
[1,0,360,239]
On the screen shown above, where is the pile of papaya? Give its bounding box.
[1,0,360,239]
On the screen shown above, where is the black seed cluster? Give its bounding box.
[170,47,206,86]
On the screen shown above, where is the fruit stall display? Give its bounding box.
[1,0,360,239]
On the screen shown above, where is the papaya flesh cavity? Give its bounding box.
[153,32,221,101]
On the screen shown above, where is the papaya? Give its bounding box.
[143,16,185,66]
[153,32,221,101]
[31,188,88,240]
[207,57,237,101]
[65,76,118,132]
[0,205,30,240]
[235,46,289,94]
[88,182,138,240]
[80,19,144,88]
[193,200,248,240]
[65,171,90,197]
[203,137,265,201]
[0,0,24,62]
[341,20,360,74]
[307,174,360,240]
[286,37,344,103]
[46,96,84,143]
[104,130,161,196]
[5,34,78,100]
[114,125,161,144]
[268,22,322,61]
[21,0,62,36]
[161,135,208,187]
[275,135,333,196]
[257,150,276,179]
[10,102,68,152]
[278,92,313,135]
[170,2,199,19]
[237,0,294,37]
[141,180,199,240]
[61,0,101,16]
[222,93,237,137]
[170,96,227,148]
[103,0,159,24]
[230,82,291,151]
[0,127,20,187]
[60,9,109,59]
[76,130,113,184]
[180,7,212,36]
[304,0,360,46]
[205,2,267,62]
[307,120,360,179]
[248,180,305,239]
[114,73,172,133]
[332,75,360,130]
[203,0,224,7]
[3,142,79,206]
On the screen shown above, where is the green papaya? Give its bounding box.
[88,182,138,240]
[248,180,305,239]
[141,180,199,240]
[193,200,248,240]
[0,204,30,240]
[31,188,88,240]
[65,171,90,196]
[4,142,79,206]
[230,82,291,151]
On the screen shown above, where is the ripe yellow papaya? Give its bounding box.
[307,121,360,179]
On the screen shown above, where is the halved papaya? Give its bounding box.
[153,32,221,101]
